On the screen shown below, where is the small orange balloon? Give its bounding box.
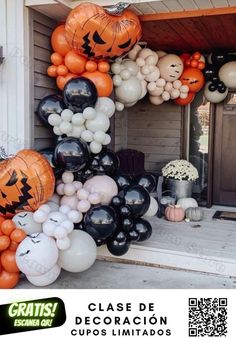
[0,270,19,289]
[0,236,10,251]
[47,65,58,77]
[190,59,198,68]
[8,241,18,252]
[1,220,15,236]
[83,71,113,97]
[85,60,97,72]
[185,59,191,67]
[198,61,205,70]
[98,61,110,73]
[1,250,19,273]
[192,52,201,60]
[10,229,26,243]
[0,216,5,225]
[64,51,87,74]
[0,229,3,236]
[175,92,195,106]
[56,73,78,91]
[57,64,69,76]
[51,24,71,56]
[51,52,64,66]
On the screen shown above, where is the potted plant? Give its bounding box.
[162,160,199,199]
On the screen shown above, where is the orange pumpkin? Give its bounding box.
[65,3,142,59]
[83,70,113,97]
[165,205,185,222]
[0,150,55,218]
[180,67,205,93]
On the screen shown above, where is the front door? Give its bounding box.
[212,94,236,205]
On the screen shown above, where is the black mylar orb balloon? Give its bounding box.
[111,196,124,209]
[204,65,219,82]
[135,173,156,193]
[37,95,66,125]
[91,149,120,175]
[84,205,117,241]
[119,185,151,218]
[120,205,132,218]
[217,81,227,94]
[113,231,127,243]
[75,168,94,183]
[134,218,152,242]
[113,174,132,190]
[208,82,217,92]
[54,137,90,172]
[107,238,130,256]
[39,147,63,178]
[211,52,227,66]
[127,229,140,242]
[121,218,133,232]
[63,77,98,113]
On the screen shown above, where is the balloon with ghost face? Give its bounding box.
[13,212,42,235]
[158,54,184,82]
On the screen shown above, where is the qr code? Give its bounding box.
[189,298,227,337]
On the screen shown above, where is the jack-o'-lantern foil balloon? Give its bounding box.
[0,150,55,217]
[180,68,205,93]
[65,3,142,59]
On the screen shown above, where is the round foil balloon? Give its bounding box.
[63,77,98,113]
[107,237,130,256]
[113,174,132,190]
[135,173,156,193]
[39,147,63,178]
[91,149,120,175]
[84,205,117,241]
[0,150,55,217]
[119,185,150,218]
[134,218,152,241]
[37,95,66,125]
[54,137,90,172]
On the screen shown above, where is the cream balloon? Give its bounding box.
[48,114,61,126]
[204,82,228,103]
[86,112,110,133]
[128,44,142,60]
[61,109,73,121]
[122,60,139,76]
[115,76,142,104]
[219,61,236,89]
[95,97,115,118]
[158,54,183,82]
[149,95,164,105]
[84,175,118,205]
[60,195,78,210]
[27,264,61,287]
[144,197,158,217]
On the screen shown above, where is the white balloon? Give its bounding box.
[54,226,67,240]
[58,230,97,273]
[77,188,90,200]
[144,197,159,217]
[68,125,85,138]
[122,60,139,76]
[68,210,83,223]
[90,141,102,154]
[48,114,61,126]
[115,102,124,111]
[81,130,94,143]
[47,201,59,212]
[219,61,236,88]
[149,95,164,105]
[146,55,158,66]
[62,171,74,184]
[180,85,189,93]
[13,212,42,235]
[93,130,106,143]
[86,112,110,132]
[140,80,147,99]
[95,97,116,118]
[60,195,78,210]
[83,107,96,120]
[115,76,142,104]
[60,220,74,233]
[88,192,102,205]
[141,65,150,75]
[43,221,57,237]
[60,121,72,134]
[77,200,91,213]
[180,92,188,99]
[84,175,118,205]
[56,183,65,195]
[73,181,83,190]
[61,109,73,122]
[173,80,182,89]
[33,210,48,223]
[165,82,173,92]
[113,74,122,87]
[136,57,145,67]
[16,233,58,276]
[137,71,146,80]
[145,68,160,82]
[53,126,63,136]
[111,62,121,75]
[204,82,228,103]
[59,205,71,214]
[38,204,51,214]
[72,113,85,126]
[102,134,111,146]
[170,89,180,99]
[127,44,142,60]
[162,91,170,101]
[120,69,131,80]
[27,264,61,286]
[57,237,71,251]
[64,183,76,196]
[156,78,166,87]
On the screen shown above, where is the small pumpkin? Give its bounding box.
[177,198,198,211]
[185,207,204,221]
[165,205,185,222]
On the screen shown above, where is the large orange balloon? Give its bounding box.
[65,51,87,74]
[0,270,19,289]
[65,3,142,59]
[51,24,71,56]
[174,92,195,106]
[0,150,55,218]
[83,71,113,97]
[56,73,78,90]
[1,250,19,273]
[180,68,205,93]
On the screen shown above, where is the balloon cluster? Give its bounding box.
[111,45,206,109]
[203,51,236,103]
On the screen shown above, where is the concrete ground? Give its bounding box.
[17,260,236,289]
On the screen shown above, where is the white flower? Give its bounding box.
[162,160,199,181]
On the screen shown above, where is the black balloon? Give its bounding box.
[107,238,130,256]
[75,168,94,183]
[39,147,63,178]
[37,95,66,125]
[120,205,132,217]
[54,137,90,172]
[135,173,156,193]
[211,52,227,66]
[91,149,120,175]
[63,77,98,113]
[134,219,152,242]
[208,82,217,92]
[84,206,117,241]
[119,185,151,218]
[121,218,133,232]
[114,174,132,190]
[111,196,124,209]
[113,231,127,243]
[217,81,227,93]
[127,229,140,242]
[204,65,219,82]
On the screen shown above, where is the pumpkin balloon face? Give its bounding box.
[0,150,55,217]
[180,68,205,93]
[65,3,142,59]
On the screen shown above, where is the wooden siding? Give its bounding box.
[31,9,57,150]
[114,100,182,173]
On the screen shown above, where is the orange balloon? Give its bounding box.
[64,51,87,74]
[85,60,97,72]
[57,64,69,76]
[1,220,15,236]
[0,216,5,225]
[51,24,71,56]
[180,67,205,93]
[47,65,58,77]
[0,236,10,251]
[198,61,205,70]
[185,59,191,67]
[8,241,18,252]
[174,92,195,106]
[190,59,198,68]
[51,52,64,66]
[56,73,77,90]
[10,229,26,243]
[0,270,19,289]
[1,250,19,273]
[83,71,113,97]
[192,52,201,60]
[98,61,110,73]
[0,150,55,218]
